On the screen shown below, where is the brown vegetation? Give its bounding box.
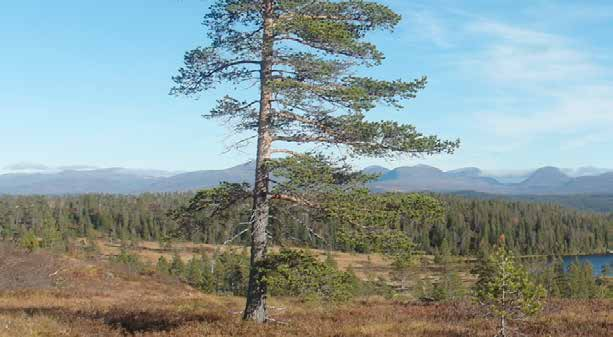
[0,243,60,290]
[0,243,610,337]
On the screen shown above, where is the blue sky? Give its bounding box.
[1,0,612,172]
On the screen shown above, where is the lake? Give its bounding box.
[563,254,613,276]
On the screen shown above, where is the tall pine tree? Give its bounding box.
[171,0,458,322]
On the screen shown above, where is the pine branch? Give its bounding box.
[276,35,372,59]
[269,193,319,208]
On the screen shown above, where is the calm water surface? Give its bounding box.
[562,254,613,276]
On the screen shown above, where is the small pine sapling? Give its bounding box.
[474,236,546,337]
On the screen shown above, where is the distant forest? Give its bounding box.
[451,191,613,213]
[0,193,610,256]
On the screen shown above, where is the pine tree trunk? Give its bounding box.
[243,0,274,323]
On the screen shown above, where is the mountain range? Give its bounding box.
[0,162,612,196]
[368,165,613,195]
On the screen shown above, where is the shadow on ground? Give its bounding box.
[0,306,223,334]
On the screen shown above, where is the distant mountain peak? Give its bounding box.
[396,164,442,173]
[531,166,567,177]
[520,167,570,187]
[375,165,444,185]
[386,165,442,176]
[413,164,440,169]
[362,165,390,175]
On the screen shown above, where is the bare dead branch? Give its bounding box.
[223,227,250,245]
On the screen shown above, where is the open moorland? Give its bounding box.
[1,242,610,337]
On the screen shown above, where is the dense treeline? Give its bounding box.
[0,193,609,256]
[0,194,189,242]
[452,191,613,214]
[436,195,610,256]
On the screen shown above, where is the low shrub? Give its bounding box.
[110,248,146,274]
[20,230,40,252]
[263,249,360,302]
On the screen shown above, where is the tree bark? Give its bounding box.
[243,0,274,323]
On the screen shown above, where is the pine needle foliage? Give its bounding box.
[474,240,546,337]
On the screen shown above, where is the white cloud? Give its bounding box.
[0,163,100,175]
[460,19,613,149]
[467,20,600,83]
[467,20,562,46]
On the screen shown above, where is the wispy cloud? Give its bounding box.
[374,2,612,169]
[459,18,613,151]
[466,20,600,83]
[468,20,561,45]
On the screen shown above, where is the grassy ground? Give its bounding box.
[96,240,477,287]
[0,242,611,337]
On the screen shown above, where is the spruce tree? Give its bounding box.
[171,0,458,321]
